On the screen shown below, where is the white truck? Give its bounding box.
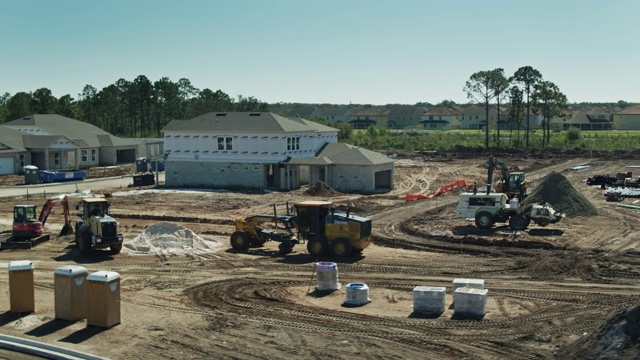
[456,192,565,231]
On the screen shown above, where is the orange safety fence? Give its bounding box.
[405,180,469,202]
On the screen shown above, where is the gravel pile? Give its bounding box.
[522,172,602,217]
[123,221,221,256]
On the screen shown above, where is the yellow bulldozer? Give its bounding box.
[230,200,371,257]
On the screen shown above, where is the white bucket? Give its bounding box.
[509,198,519,209]
[316,262,340,291]
[344,283,370,305]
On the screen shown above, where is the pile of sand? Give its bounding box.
[522,172,602,217]
[557,305,640,359]
[123,221,221,256]
[306,181,341,197]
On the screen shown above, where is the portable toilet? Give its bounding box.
[9,260,35,313]
[23,165,38,185]
[135,157,148,173]
[54,265,88,321]
[87,271,121,328]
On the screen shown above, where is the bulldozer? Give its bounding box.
[6,196,74,249]
[230,200,371,257]
[74,197,123,255]
[487,155,527,201]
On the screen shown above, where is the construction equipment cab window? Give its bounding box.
[296,205,329,236]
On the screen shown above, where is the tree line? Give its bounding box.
[464,66,568,149]
[0,75,269,138]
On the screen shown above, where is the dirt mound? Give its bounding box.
[123,221,221,256]
[305,181,341,197]
[557,305,640,359]
[522,172,602,217]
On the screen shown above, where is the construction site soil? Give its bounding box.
[0,151,639,359]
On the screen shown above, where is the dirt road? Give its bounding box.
[0,155,638,359]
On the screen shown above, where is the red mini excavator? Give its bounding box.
[11,196,74,243]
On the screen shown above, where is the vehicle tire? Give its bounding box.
[475,211,495,229]
[307,236,327,257]
[108,243,123,255]
[230,231,250,251]
[331,238,352,257]
[509,214,528,231]
[278,240,293,255]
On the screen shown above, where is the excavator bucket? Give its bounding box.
[59,224,74,236]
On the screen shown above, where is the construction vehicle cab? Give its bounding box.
[75,197,123,255]
[296,201,371,257]
[230,200,371,257]
[12,205,43,239]
[487,155,527,201]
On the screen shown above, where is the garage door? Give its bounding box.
[374,170,392,190]
[0,157,15,175]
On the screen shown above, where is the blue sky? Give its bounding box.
[2,0,638,105]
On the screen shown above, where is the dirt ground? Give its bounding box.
[0,152,639,359]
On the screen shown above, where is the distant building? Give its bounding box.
[0,114,153,175]
[419,107,461,130]
[613,105,640,130]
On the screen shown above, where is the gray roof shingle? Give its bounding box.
[163,112,338,133]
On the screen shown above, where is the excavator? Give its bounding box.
[7,196,74,249]
[486,155,527,201]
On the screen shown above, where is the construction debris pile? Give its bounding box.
[123,221,221,256]
[522,172,602,217]
[557,305,640,359]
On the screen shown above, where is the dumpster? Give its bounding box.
[135,157,148,173]
[87,271,121,328]
[55,265,88,321]
[24,165,38,184]
[38,170,86,183]
[133,173,155,186]
[9,260,35,313]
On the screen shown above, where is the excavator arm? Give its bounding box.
[38,196,73,235]
[486,155,509,194]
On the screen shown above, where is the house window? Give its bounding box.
[475,116,479,119]
[287,136,300,151]
[430,124,438,128]
[429,116,434,120]
[91,149,96,161]
[243,164,250,171]
[253,164,260,171]
[218,136,233,150]
[54,152,60,165]
[81,150,88,162]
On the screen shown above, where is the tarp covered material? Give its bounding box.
[406,180,468,202]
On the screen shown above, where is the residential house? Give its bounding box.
[550,110,613,130]
[0,127,31,175]
[287,143,394,193]
[348,108,389,129]
[458,105,500,130]
[317,106,360,125]
[613,105,640,130]
[161,112,394,192]
[1,114,149,173]
[419,107,461,130]
[386,105,425,129]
